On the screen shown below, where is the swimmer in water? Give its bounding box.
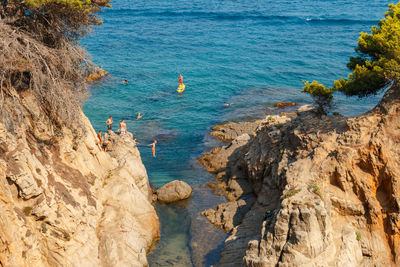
[122,80,128,84]
[224,103,232,107]
[148,140,157,157]
[136,112,143,120]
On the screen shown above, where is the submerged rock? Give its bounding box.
[156,180,192,203]
[273,102,297,108]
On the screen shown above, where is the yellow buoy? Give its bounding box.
[177,84,185,93]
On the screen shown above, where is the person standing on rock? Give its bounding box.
[132,138,138,146]
[102,130,109,152]
[97,130,102,145]
[103,129,113,152]
[119,119,127,135]
[106,116,113,131]
[148,140,157,157]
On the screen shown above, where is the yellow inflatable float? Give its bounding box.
[177,83,186,93]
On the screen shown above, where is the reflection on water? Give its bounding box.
[148,203,192,266]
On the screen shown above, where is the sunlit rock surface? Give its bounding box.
[201,86,400,266]
[0,91,159,266]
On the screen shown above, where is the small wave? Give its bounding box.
[110,9,292,21]
[107,9,378,25]
[305,18,378,25]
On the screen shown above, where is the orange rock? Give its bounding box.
[85,67,109,82]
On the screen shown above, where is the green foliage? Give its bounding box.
[356,231,362,241]
[302,81,334,114]
[1,0,111,47]
[283,189,301,199]
[41,222,48,233]
[302,3,400,101]
[23,206,33,216]
[308,183,323,199]
[340,2,400,95]
[24,0,91,9]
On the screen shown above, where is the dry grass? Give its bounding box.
[0,1,110,138]
[0,23,91,137]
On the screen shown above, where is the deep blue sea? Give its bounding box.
[83,1,390,266]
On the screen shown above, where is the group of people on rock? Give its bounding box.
[97,115,157,157]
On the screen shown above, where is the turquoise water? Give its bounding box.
[83,1,390,265]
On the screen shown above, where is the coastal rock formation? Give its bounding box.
[0,91,159,266]
[85,67,109,82]
[210,120,263,143]
[202,197,256,233]
[201,86,400,266]
[156,180,192,203]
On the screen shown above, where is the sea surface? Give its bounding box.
[83,1,390,266]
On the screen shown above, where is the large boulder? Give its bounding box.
[156,180,192,203]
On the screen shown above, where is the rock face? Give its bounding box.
[156,180,192,203]
[201,86,400,266]
[210,120,263,143]
[202,197,255,233]
[0,91,159,266]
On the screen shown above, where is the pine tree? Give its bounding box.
[302,2,400,112]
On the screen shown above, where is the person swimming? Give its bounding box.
[122,80,128,84]
[136,112,143,120]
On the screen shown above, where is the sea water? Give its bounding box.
[83,1,390,265]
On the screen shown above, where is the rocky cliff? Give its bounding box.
[0,89,159,266]
[200,86,400,266]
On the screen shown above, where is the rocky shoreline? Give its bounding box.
[199,88,400,266]
[0,89,159,266]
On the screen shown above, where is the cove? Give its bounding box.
[83,0,389,265]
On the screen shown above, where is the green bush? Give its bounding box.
[41,222,47,233]
[356,231,362,241]
[302,81,334,114]
[283,189,301,199]
[308,183,323,199]
[302,3,400,103]
[23,206,33,216]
